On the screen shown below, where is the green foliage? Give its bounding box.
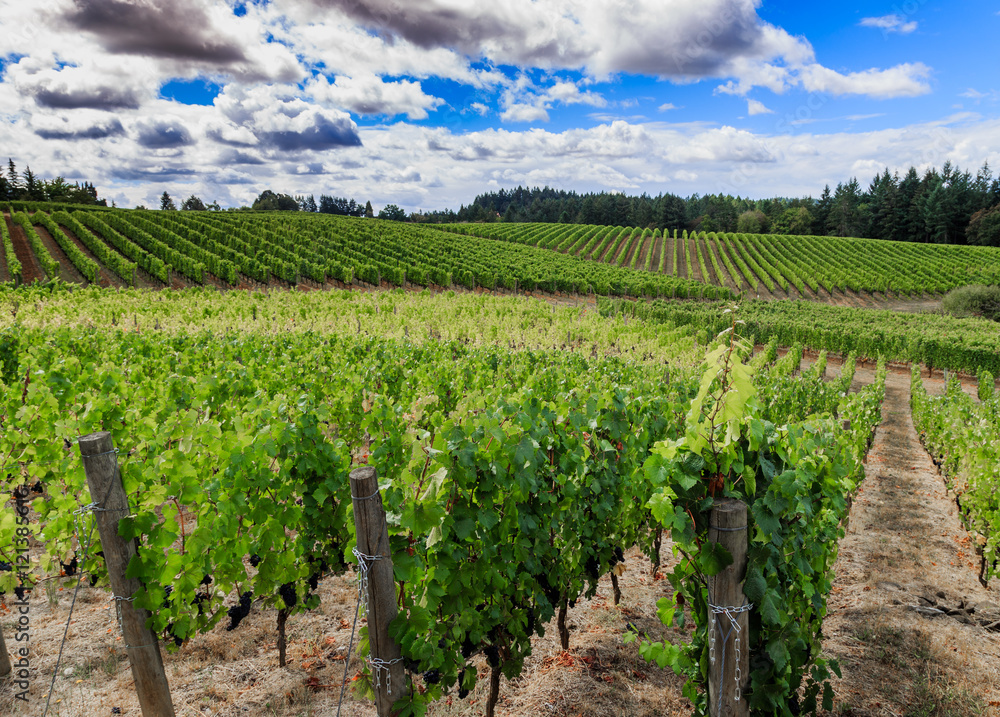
[966,203,1000,246]
[0,213,21,283]
[32,211,99,283]
[978,369,995,402]
[378,204,407,222]
[912,366,1000,582]
[636,313,885,715]
[53,210,137,286]
[941,284,1000,322]
[601,297,1000,375]
[444,221,1000,298]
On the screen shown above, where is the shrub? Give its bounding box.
[942,284,1000,321]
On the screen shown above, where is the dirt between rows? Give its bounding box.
[819,367,1000,716]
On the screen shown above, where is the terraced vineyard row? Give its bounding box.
[0,204,720,300]
[432,222,1000,298]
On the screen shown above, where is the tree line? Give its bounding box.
[159,189,408,221]
[416,162,1000,246]
[0,159,106,206]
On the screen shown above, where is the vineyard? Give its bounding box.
[7,204,1000,306]
[599,297,1000,375]
[1,204,719,300]
[0,284,888,714]
[432,221,1000,300]
[2,218,1000,715]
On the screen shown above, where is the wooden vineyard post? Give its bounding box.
[0,628,11,677]
[707,499,749,717]
[350,467,408,716]
[79,432,176,717]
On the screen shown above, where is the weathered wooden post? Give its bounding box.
[350,467,408,716]
[79,432,175,717]
[707,498,750,717]
[0,628,11,677]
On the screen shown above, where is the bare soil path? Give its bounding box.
[5,215,45,284]
[34,224,87,285]
[820,368,1000,716]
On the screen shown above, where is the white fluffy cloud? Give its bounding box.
[860,15,919,34]
[307,75,443,120]
[747,99,774,115]
[0,0,981,214]
[213,84,361,152]
[499,76,607,123]
[798,63,931,99]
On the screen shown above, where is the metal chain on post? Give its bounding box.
[707,505,751,717]
[708,574,754,712]
[351,545,383,618]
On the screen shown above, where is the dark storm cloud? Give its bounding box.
[32,85,140,111]
[206,129,254,147]
[62,0,247,64]
[259,115,361,151]
[35,118,126,140]
[136,120,195,149]
[218,149,265,165]
[312,0,586,65]
[310,0,787,79]
[111,166,197,180]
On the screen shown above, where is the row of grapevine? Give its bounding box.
[31,211,99,283]
[11,211,59,278]
[52,211,137,285]
[29,209,717,299]
[600,297,1000,375]
[89,211,204,282]
[117,212,230,284]
[439,222,1000,298]
[636,332,886,714]
[74,211,169,283]
[1,215,21,282]
[912,368,1000,582]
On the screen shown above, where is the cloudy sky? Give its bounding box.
[1,0,998,211]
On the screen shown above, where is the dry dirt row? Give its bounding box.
[820,367,1000,717]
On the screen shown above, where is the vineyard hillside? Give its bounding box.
[6,204,1000,308]
[430,221,1000,305]
[0,204,718,300]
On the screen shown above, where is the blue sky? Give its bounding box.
[0,0,997,211]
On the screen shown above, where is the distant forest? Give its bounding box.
[417,162,1000,247]
[0,159,105,206]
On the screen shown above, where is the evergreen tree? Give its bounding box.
[22,166,41,201]
[160,191,177,210]
[828,179,864,237]
[867,169,898,241]
[6,159,19,196]
[921,179,950,243]
[814,185,832,235]
[974,162,994,212]
[364,200,374,218]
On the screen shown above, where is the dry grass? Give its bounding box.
[1,543,695,717]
